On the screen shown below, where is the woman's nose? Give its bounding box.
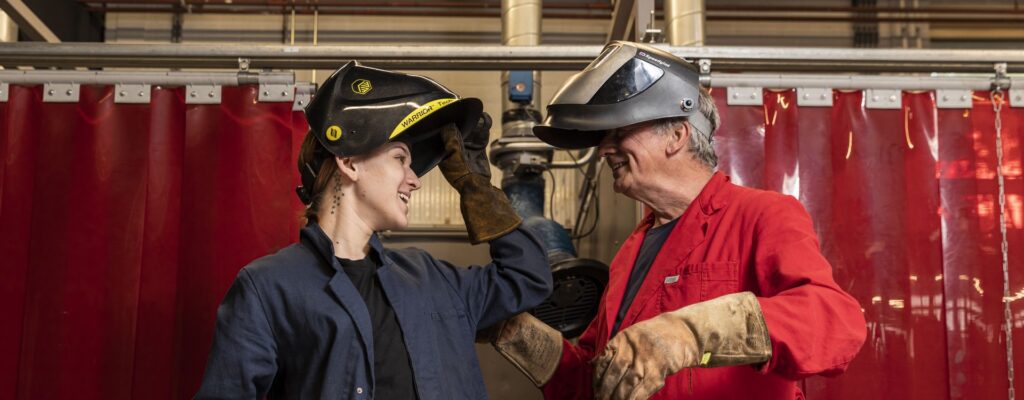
[407,169,422,191]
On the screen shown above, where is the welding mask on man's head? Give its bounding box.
[297,61,483,205]
[533,41,711,149]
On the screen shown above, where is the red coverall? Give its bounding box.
[543,172,866,399]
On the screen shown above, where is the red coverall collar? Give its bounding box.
[637,171,731,229]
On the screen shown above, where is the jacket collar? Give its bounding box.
[299,221,382,378]
[300,221,386,271]
[697,171,731,215]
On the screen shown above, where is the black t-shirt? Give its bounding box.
[338,252,418,400]
[610,217,680,336]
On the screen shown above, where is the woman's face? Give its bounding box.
[351,142,422,231]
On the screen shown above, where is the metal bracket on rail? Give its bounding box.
[726,86,763,106]
[238,57,251,72]
[698,59,711,87]
[186,84,222,105]
[114,83,152,104]
[293,83,315,111]
[43,83,80,103]
[796,88,833,107]
[936,89,973,109]
[994,62,1023,108]
[864,89,901,109]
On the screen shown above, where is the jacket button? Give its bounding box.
[356,387,364,394]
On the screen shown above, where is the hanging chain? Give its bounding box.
[993,78,1015,400]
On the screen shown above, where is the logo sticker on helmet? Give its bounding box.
[326,125,343,141]
[351,79,372,95]
[389,98,456,139]
[637,51,670,68]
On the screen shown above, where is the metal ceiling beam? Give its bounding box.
[0,0,59,42]
[605,0,654,43]
[79,0,1021,15]
[605,0,635,42]
[633,0,653,42]
[0,43,1022,73]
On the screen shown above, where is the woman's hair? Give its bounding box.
[297,132,340,224]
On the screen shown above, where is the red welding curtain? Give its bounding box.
[713,89,1023,400]
[0,85,308,399]
[1,85,1021,400]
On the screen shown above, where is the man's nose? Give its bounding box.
[598,132,617,158]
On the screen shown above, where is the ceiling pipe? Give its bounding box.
[665,0,704,46]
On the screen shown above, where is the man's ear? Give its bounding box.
[336,156,358,182]
[665,121,690,156]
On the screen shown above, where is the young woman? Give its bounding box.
[195,62,553,399]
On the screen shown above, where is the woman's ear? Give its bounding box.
[665,121,689,156]
[335,156,359,182]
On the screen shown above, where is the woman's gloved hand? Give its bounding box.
[438,113,522,244]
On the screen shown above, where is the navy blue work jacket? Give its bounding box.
[194,223,552,399]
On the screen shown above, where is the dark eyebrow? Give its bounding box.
[393,145,411,158]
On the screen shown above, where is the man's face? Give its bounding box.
[597,121,666,199]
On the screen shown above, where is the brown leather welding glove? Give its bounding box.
[479,312,564,387]
[592,292,772,400]
[438,114,521,244]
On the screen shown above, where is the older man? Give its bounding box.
[482,41,866,400]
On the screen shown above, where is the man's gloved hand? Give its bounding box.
[478,312,564,387]
[438,113,521,244]
[592,292,772,400]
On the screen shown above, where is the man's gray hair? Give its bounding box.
[653,87,720,168]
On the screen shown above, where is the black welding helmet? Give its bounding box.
[533,41,709,149]
[298,61,483,204]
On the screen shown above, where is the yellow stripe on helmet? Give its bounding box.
[390,98,456,139]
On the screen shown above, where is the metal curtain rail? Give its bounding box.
[0,70,295,85]
[0,43,1022,73]
[708,73,1011,90]
[0,69,1011,92]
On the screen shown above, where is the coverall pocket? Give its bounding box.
[658,263,700,312]
[430,310,467,321]
[659,261,739,312]
[430,309,471,340]
[695,261,739,300]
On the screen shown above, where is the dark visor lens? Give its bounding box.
[588,57,664,105]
